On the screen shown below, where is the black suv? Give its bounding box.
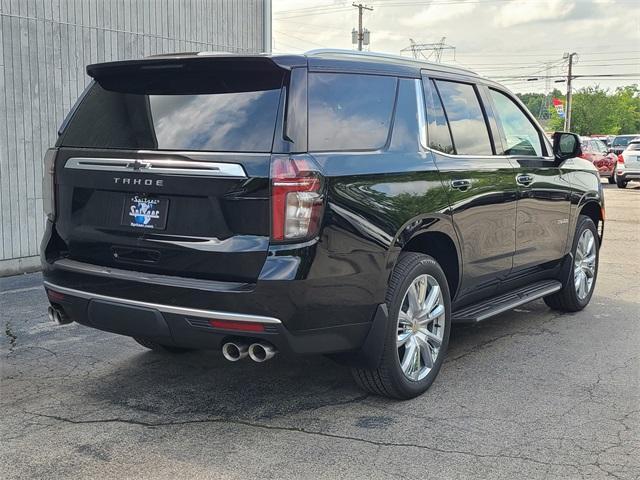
[42,50,604,399]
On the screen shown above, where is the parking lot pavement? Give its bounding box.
[1,183,639,480]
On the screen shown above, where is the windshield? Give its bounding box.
[59,69,284,152]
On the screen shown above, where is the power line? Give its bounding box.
[274,30,326,49]
[493,74,640,80]
[455,50,639,57]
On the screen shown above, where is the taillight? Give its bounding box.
[579,152,588,160]
[42,148,57,221]
[270,155,324,241]
[617,154,625,164]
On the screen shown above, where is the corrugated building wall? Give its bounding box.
[0,0,271,275]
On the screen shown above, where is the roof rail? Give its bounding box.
[304,48,477,76]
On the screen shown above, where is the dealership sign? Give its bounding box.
[552,98,565,118]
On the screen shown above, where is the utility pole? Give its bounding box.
[564,52,577,131]
[352,3,373,51]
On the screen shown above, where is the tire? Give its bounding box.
[544,215,599,312]
[133,337,194,354]
[351,253,451,400]
[616,175,627,188]
[607,175,615,184]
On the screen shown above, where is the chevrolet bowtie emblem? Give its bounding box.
[127,160,151,171]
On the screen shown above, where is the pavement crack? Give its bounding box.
[4,321,17,351]
[26,411,584,471]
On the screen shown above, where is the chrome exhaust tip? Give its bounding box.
[222,341,249,361]
[248,342,277,362]
[48,305,72,325]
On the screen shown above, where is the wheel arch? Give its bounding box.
[388,216,462,301]
[577,199,604,246]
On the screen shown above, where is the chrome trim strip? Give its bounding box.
[43,281,282,324]
[53,259,253,293]
[414,79,428,149]
[64,157,247,178]
[424,147,555,162]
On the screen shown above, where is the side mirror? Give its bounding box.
[552,131,581,162]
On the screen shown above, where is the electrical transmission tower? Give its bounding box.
[400,37,456,62]
[538,62,554,121]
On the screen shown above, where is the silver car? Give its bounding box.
[615,139,640,188]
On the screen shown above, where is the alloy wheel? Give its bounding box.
[396,274,446,381]
[574,229,596,300]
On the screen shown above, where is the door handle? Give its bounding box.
[451,179,471,190]
[516,174,534,186]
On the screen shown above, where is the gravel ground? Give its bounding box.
[1,182,639,479]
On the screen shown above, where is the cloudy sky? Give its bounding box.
[272,0,639,94]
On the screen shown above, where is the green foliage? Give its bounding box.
[518,85,640,135]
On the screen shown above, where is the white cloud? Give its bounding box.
[399,1,478,27]
[494,0,576,28]
[272,0,639,94]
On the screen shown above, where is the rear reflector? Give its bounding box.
[46,289,65,302]
[209,319,265,332]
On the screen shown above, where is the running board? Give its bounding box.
[452,280,562,323]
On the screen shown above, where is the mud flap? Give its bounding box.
[326,304,389,369]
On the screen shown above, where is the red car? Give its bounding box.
[580,138,616,183]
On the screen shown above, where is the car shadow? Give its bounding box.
[602,181,640,191]
[78,299,564,419]
[84,346,369,420]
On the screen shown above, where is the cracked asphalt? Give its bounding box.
[1,183,639,479]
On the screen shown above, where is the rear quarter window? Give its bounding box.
[308,73,397,151]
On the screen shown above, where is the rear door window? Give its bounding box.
[422,78,455,154]
[434,80,493,156]
[59,69,284,152]
[308,73,397,151]
[489,89,543,156]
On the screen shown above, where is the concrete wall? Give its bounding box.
[0,0,271,276]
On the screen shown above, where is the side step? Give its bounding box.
[452,280,562,323]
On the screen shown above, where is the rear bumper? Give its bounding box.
[43,279,381,355]
[617,170,640,181]
[41,206,390,355]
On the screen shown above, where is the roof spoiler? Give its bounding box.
[87,54,305,80]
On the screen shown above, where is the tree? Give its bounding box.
[525,84,640,135]
[612,85,640,134]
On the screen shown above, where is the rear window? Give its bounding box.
[612,136,635,148]
[59,68,284,152]
[308,73,397,151]
[626,142,640,151]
